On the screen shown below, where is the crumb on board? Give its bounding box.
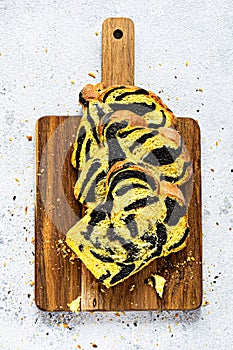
[145,274,166,298]
[129,284,135,292]
[26,135,32,141]
[56,238,78,263]
[69,252,77,264]
[186,256,195,262]
[71,80,75,84]
[68,296,81,313]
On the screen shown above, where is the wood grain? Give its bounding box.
[35,117,82,311]
[102,18,134,86]
[35,18,202,311]
[35,116,202,311]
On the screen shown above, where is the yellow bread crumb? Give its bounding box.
[129,284,136,292]
[146,274,166,298]
[68,296,81,313]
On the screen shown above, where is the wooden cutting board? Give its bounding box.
[35,18,202,311]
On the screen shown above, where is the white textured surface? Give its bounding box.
[1,0,233,349]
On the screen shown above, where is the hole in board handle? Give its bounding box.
[113,29,123,39]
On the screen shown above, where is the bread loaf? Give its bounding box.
[66,83,192,288]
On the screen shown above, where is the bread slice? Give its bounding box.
[73,116,192,207]
[67,161,189,287]
[72,84,177,171]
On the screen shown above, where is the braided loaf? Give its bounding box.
[66,84,193,288]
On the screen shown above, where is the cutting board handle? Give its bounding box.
[102,17,134,87]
